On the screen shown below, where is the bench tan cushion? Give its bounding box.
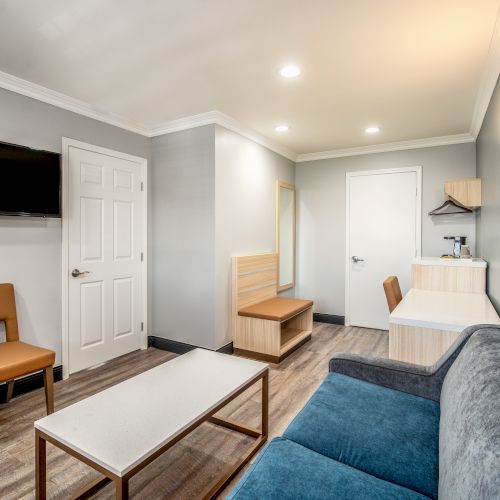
[238,297,313,322]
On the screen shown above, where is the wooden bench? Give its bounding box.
[232,254,313,363]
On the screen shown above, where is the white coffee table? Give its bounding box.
[34,349,269,499]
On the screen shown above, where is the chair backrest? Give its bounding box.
[383,276,402,313]
[439,326,500,499]
[0,283,19,342]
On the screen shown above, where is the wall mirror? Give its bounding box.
[276,180,296,291]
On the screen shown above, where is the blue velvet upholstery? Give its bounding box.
[228,326,500,499]
[283,373,439,499]
[228,437,430,500]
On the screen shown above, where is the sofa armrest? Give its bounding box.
[329,353,441,401]
[329,324,497,401]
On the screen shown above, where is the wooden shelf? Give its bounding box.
[280,328,311,356]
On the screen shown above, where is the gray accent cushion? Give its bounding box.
[439,327,500,499]
[329,324,492,401]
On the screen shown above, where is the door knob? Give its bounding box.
[351,256,364,263]
[71,269,90,278]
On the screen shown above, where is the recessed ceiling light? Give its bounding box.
[280,65,301,78]
[365,126,380,134]
[275,124,289,132]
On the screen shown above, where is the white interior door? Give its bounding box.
[347,168,421,330]
[66,143,146,374]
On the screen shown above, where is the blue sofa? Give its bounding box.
[228,324,500,499]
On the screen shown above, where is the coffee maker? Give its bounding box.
[443,236,468,259]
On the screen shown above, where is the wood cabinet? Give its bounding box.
[411,260,486,293]
[444,178,481,208]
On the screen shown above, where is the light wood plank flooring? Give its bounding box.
[0,323,387,499]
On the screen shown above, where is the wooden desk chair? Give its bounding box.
[0,283,55,414]
[383,276,402,313]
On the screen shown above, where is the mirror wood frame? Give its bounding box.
[275,180,296,291]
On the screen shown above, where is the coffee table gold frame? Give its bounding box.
[35,369,268,500]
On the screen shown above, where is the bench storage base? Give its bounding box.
[234,306,313,363]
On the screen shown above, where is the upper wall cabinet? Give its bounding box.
[276,180,296,291]
[444,178,482,209]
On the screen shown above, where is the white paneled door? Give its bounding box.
[346,168,421,330]
[65,142,146,375]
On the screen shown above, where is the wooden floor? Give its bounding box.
[0,323,387,499]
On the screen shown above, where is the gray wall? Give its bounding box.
[0,88,150,364]
[150,124,295,350]
[1,83,484,360]
[296,143,477,316]
[214,125,295,349]
[476,77,500,312]
[151,125,216,348]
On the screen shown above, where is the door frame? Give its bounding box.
[344,166,422,327]
[61,138,148,378]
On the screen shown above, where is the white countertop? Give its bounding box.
[390,288,500,332]
[412,257,487,268]
[35,349,268,476]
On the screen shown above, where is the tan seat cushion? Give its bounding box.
[0,341,55,381]
[238,297,313,322]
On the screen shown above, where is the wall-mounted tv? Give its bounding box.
[0,141,61,217]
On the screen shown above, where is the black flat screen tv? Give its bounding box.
[0,141,61,217]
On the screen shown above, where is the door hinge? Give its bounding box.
[141,252,144,262]
[140,182,144,192]
[141,322,144,332]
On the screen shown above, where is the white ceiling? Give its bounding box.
[0,0,498,155]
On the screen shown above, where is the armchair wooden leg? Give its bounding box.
[5,380,15,403]
[42,367,54,415]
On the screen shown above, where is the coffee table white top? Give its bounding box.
[390,288,500,332]
[35,349,267,476]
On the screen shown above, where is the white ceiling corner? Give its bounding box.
[149,110,298,161]
[0,71,298,160]
[0,68,483,164]
[470,7,500,138]
[0,1,498,162]
[0,70,150,136]
[295,133,475,163]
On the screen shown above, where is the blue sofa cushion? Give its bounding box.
[228,437,430,500]
[283,373,439,499]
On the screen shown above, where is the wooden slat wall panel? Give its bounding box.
[237,285,278,311]
[232,253,278,343]
[237,254,278,274]
[238,270,277,293]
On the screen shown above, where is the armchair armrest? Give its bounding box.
[329,354,440,401]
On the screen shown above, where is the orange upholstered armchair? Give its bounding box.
[0,283,55,414]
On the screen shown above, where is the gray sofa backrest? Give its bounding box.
[439,327,500,499]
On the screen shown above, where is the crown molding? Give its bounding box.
[148,111,220,136]
[150,110,298,161]
[296,133,475,163]
[0,70,483,163]
[0,70,150,136]
[470,7,500,138]
[215,111,297,161]
[0,70,298,160]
